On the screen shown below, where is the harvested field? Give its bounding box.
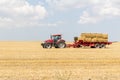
[0,41,120,80]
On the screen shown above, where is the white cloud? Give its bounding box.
[98,1,120,16]
[42,21,64,27]
[0,0,47,27]
[0,17,13,27]
[78,0,120,24]
[78,11,102,24]
[46,0,89,10]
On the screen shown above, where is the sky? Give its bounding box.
[0,0,120,41]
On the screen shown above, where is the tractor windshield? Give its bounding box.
[51,35,61,41]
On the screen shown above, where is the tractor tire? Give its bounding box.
[54,44,59,48]
[57,42,66,48]
[44,43,52,49]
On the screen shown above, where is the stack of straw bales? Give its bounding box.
[79,33,108,42]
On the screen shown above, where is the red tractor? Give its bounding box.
[41,34,66,48]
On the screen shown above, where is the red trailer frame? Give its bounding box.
[67,40,112,48]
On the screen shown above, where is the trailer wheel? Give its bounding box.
[94,43,100,48]
[77,45,82,48]
[99,44,106,48]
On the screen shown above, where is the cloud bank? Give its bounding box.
[0,0,47,27]
[46,0,120,24]
[0,0,120,28]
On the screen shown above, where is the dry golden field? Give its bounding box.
[0,41,120,80]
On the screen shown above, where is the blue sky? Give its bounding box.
[0,0,120,41]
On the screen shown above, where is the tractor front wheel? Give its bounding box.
[44,43,52,49]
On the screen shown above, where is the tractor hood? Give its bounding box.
[45,39,53,43]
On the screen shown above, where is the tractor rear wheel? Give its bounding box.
[57,42,66,48]
[44,43,52,49]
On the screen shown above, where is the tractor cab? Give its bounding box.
[51,34,62,42]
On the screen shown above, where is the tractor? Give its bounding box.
[41,34,66,48]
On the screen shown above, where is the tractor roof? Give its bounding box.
[52,34,62,36]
